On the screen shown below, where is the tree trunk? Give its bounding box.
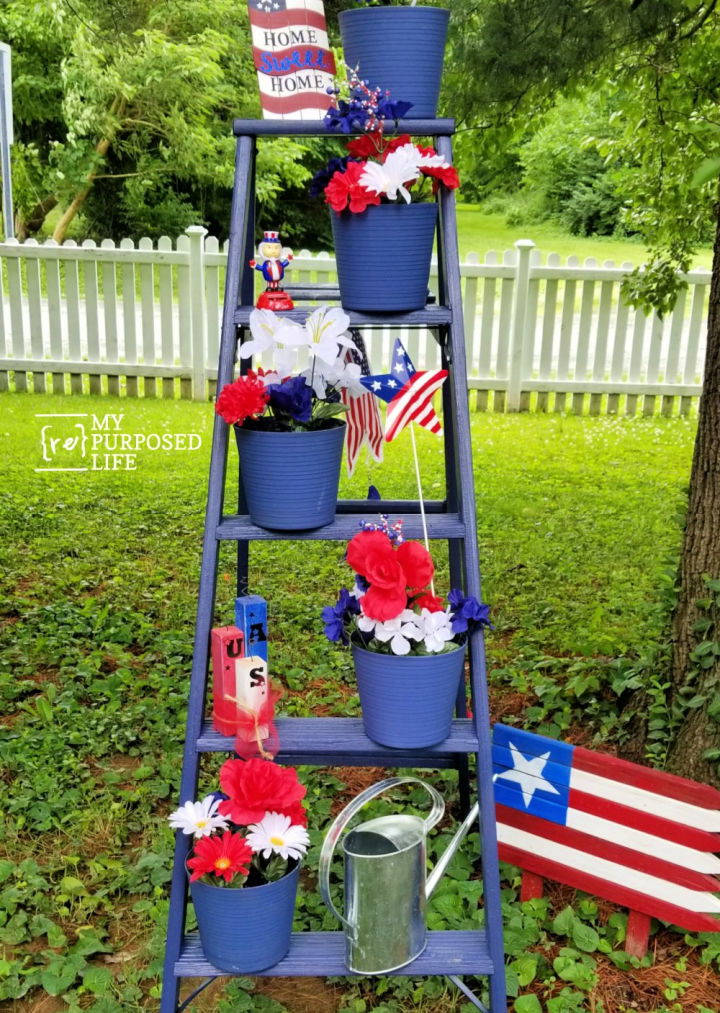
[51,135,113,243]
[15,196,58,241]
[665,201,720,784]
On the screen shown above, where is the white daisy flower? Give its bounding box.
[419,608,455,653]
[167,795,228,838]
[246,812,310,861]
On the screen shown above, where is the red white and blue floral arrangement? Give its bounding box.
[214,305,364,431]
[323,518,491,656]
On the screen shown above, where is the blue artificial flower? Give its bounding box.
[322,587,361,643]
[376,97,413,121]
[324,99,370,134]
[267,376,313,424]
[448,589,492,634]
[309,156,360,198]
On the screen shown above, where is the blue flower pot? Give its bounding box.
[352,643,465,748]
[235,421,345,530]
[331,203,437,312]
[189,862,300,973]
[338,7,450,119]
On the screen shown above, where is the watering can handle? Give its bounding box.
[318,776,445,934]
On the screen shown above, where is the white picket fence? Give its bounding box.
[0,227,709,414]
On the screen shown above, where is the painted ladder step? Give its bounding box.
[216,512,466,542]
[233,305,452,328]
[175,930,493,977]
[197,716,480,765]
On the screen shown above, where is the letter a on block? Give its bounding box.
[247,0,336,120]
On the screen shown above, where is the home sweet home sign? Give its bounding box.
[247,0,336,119]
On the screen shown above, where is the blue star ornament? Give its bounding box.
[360,339,448,442]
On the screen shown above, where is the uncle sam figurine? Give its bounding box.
[249,229,294,310]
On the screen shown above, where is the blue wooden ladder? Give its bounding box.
[160,118,507,1013]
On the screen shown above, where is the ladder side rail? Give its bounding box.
[160,134,256,1013]
[436,134,507,1012]
[237,142,257,595]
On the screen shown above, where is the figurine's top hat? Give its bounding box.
[262,230,279,241]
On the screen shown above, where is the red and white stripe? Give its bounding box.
[493,725,720,933]
[342,387,384,476]
[248,0,335,121]
[385,370,447,443]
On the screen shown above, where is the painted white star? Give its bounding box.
[387,379,397,388]
[393,362,405,374]
[372,381,382,391]
[493,742,560,808]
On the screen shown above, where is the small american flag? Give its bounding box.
[247,0,335,120]
[361,338,447,443]
[342,330,384,476]
[493,723,720,933]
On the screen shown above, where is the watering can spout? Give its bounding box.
[425,802,480,900]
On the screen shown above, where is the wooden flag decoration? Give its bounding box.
[492,723,720,949]
[211,625,245,737]
[235,595,268,662]
[248,0,336,120]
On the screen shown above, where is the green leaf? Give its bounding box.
[691,157,720,188]
[552,906,576,936]
[82,966,113,995]
[571,921,600,952]
[511,953,538,987]
[514,995,543,1013]
[60,876,88,896]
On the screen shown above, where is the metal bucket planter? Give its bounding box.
[189,862,300,973]
[352,643,465,748]
[234,421,345,531]
[338,7,450,120]
[331,203,437,312]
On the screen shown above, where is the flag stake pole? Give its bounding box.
[409,421,435,596]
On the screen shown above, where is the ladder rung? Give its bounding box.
[175,930,493,977]
[197,717,480,764]
[233,117,457,138]
[233,305,452,328]
[216,513,466,541]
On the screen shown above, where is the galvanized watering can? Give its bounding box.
[319,776,479,975]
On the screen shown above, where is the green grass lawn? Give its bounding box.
[455,206,714,269]
[1,392,715,1012]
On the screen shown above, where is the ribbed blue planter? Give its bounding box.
[235,421,345,530]
[331,203,437,312]
[352,643,465,748]
[339,7,449,119]
[190,863,300,973]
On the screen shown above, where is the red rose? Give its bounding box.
[363,548,405,590]
[215,374,269,426]
[396,540,435,590]
[346,131,384,158]
[325,161,381,214]
[346,529,394,576]
[361,582,408,622]
[415,592,445,612]
[218,757,307,826]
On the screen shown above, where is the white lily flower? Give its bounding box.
[304,356,365,400]
[419,608,455,653]
[303,306,355,366]
[246,812,310,861]
[360,144,422,203]
[240,308,283,360]
[167,795,228,838]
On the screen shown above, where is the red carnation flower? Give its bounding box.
[346,529,394,576]
[422,164,460,191]
[363,548,405,591]
[397,540,435,591]
[215,373,269,426]
[381,134,413,160]
[325,161,381,214]
[218,757,307,827]
[415,591,445,612]
[187,831,252,883]
[361,582,408,622]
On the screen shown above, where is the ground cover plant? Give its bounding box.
[2,392,719,1011]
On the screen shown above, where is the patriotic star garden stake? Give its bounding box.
[360,339,447,576]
